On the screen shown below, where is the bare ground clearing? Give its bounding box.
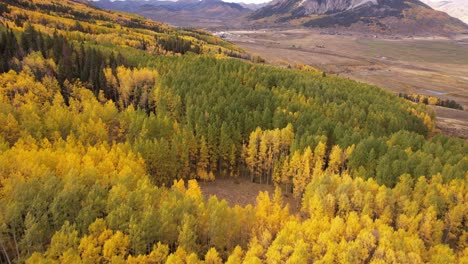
[222,29,468,138]
[199,177,298,211]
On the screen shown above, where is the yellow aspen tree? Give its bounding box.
[324,193,337,218]
[344,212,361,241]
[186,253,202,264]
[313,141,327,172]
[207,171,215,181]
[419,206,444,247]
[271,129,281,161]
[126,254,151,264]
[443,204,465,246]
[177,214,199,255]
[243,237,264,264]
[290,151,305,200]
[166,247,187,264]
[344,144,355,170]
[281,158,292,193]
[286,239,310,264]
[197,136,210,181]
[148,242,170,263]
[78,219,110,264]
[103,68,118,91]
[263,131,275,184]
[272,158,283,186]
[428,245,456,264]
[44,221,79,261]
[246,128,262,182]
[1,113,20,145]
[116,66,133,108]
[205,247,222,264]
[229,144,237,177]
[327,145,343,174]
[279,123,294,155]
[226,246,244,264]
[458,248,468,264]
[258,134,268,184]
[186,180,203,201]
[102,231,130,263]
[172,179,186,194]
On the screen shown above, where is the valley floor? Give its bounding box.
[222,29,468,139]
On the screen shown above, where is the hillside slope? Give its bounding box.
[92,0,253,28]
[421,0,468,25]
[250,0,468,35]
[0,0,245,57]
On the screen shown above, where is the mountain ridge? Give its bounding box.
[91,0,253,28]
[420,0,468,25]
[250,0,468,35]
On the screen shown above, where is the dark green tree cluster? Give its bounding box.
[399,93,464,110]
[0,25,127,102]
[0,3,9,15]
[157,36,202,55]
[349,131,467,186]
[0,27,18,73]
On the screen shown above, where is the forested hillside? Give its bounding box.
[0,0,467,263]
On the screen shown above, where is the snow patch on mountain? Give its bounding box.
[421,0,468,24]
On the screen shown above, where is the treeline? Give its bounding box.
[0,24,127,102]
[399,93,464,110]
[157,35,202,55]
[2,0,165,33]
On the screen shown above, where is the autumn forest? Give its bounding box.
[0,0,467,263]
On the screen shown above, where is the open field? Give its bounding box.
[199,177,298,211]
[221,29,468,138]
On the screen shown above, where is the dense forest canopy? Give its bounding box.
[0,0,467,263]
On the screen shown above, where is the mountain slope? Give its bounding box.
[421,0,468,25]
[0,0,245,56]
[92,0,253,28]
[251,0,468,35]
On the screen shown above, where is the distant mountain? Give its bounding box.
[91,0,254,28]
[421,0,468,25]
[250,0,468,35]
[239,2,269,10]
